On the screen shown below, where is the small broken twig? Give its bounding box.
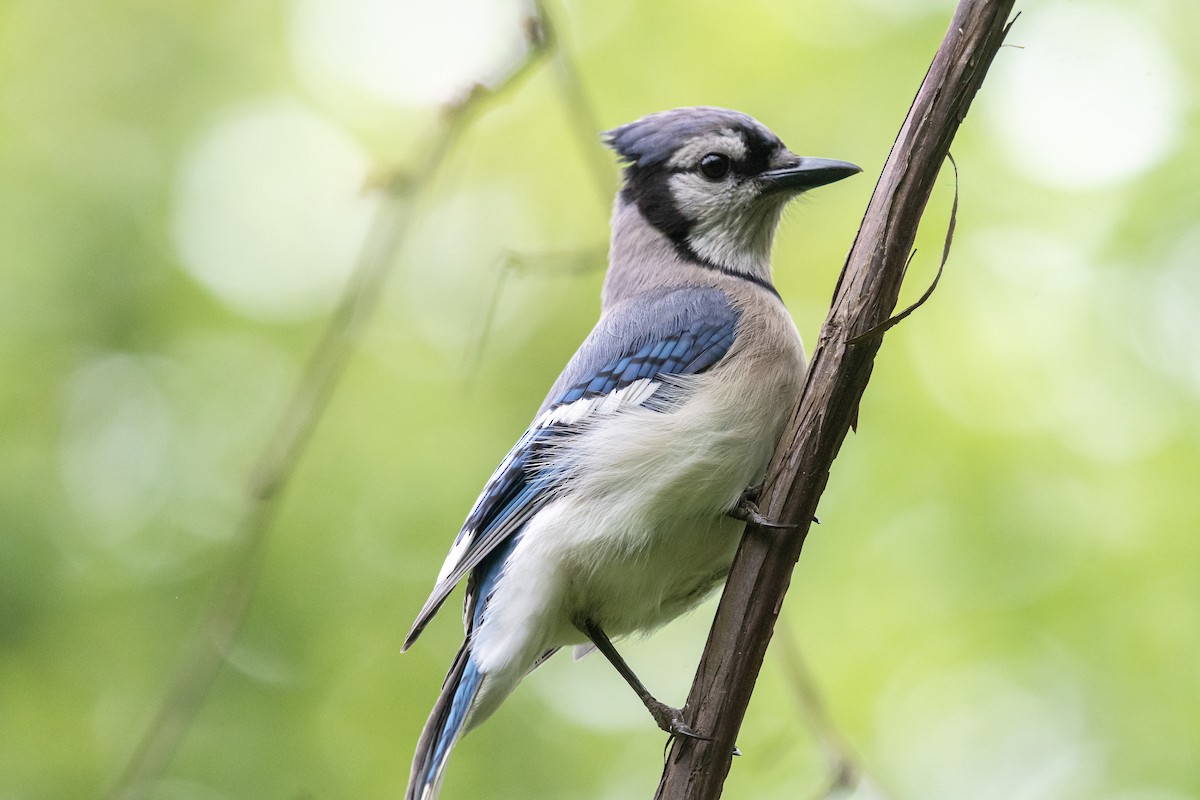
[848,153,959,346]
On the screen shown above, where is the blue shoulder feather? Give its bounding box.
[403,287,739,649]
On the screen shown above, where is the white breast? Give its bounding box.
[470,325,803,677]
[555,363,795,615]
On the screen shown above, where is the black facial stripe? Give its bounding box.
[619,178,780,300]
[671,238,782,300]
[620,164,690,245]
[739,126,780,173]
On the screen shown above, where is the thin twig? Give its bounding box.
[655,3,1017,798]
[546,10,617,207]
[461,1,616,384]
[462,244,608,383]
[847,153,959,346]
[106,5,555,798]
[773,627,890,800]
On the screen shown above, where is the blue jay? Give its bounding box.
[403,106,860,800]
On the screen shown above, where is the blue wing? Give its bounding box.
[403,287,740,649]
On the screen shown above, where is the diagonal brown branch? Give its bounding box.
[655,1,1017,797]
[106,5,557,798]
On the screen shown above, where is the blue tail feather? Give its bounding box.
[406,540,518,800]
[428,657,482,781]
[405,647,485,800]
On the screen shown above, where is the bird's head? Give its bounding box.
[606,106,860,285]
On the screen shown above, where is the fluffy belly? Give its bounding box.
[553,495,745,637]
[471,490,745,682]
[471,369,793,674]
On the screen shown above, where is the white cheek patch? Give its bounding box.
[669,171,755,211]
[666,131,747,170]
[667,172,782,278]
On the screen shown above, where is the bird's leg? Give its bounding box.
[727,483,798,529]
[580,619,708,741]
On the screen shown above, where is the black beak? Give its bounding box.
[760,157,862,194]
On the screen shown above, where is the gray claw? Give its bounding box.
[727,497,796,530]
[648,700,710,741]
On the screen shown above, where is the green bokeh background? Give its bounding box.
[3,0,1198,798]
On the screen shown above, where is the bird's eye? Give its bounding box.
[699,153,730,181]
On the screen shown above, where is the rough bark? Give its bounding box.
[655,1,1018,797]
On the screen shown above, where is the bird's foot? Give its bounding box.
[727,491,796,530]
[647,699,709,741]
[727,484,822,528]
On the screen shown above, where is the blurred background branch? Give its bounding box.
[774,628,890,800]
[463,243,608,382]
[107,4,561,797]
